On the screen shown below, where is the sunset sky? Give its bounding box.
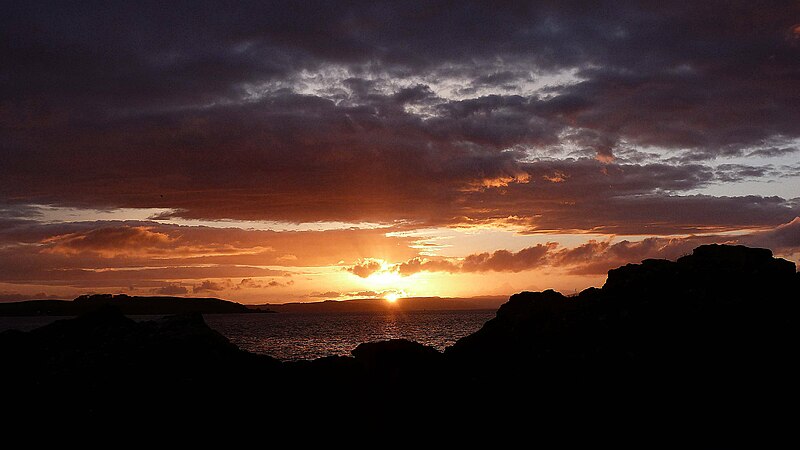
[1,1,799,303]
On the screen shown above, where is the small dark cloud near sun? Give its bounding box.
[193,280,228,293]
[346,260,384,278]
[309,291,342,298]
[153,284,189,296]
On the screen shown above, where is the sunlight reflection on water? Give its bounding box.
[204,310,496,361]
[0,309,497,361]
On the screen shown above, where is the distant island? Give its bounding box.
[255,295,508,313]
[0,293,272,316]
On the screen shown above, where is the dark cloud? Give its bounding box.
[309,291,341,298]
[473,71,526,87]
[42,226,175,257]
[347,260,383,278]
[1,1,799,238]
[394,244,554,275]
[391,217,800,276]
[153,284,189,295]
[714,164,775,183]
[232,278,292,290]
[395,258,460,276]
[548,237,717,275]
[466,189,800,235]
[350,290,380,298]
[461,244,555,273]
[235,278,260,289]
[745,217,800,251]
[193,280,228,293]
[747,147,799,158]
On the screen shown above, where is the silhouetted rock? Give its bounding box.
[1,244,797,427]
[0,305,280,418]
[352,339,442,379]
[447,244,800,396]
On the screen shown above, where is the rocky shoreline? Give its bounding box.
[2,244,798,428]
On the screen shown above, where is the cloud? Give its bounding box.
[394,258,460,276]
[350,290,380,298]
[153,284,189,295]
[235,278,292,289]
[548,237,717,275]
[388,223,800,277]
[1,2,798,233]
[42,226,175,257]
[193,280,229,293]
[747,147,799,158]
[309,291,341,298]
[237,278,262,289]
[346,259,384,278]
[714,164,776,183]
[0,219,420,294]
[745,217,800,251]
[461,244,556,272]
[1,1,800,299]
[393,243,555,275]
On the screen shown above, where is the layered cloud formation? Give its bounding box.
[1,2,798,300]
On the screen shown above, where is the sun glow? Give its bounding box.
[384,292,400,302]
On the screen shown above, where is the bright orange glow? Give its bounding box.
[384,292,400,302]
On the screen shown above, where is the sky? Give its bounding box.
[1,1,799,303]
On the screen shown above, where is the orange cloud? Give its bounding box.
[461,244,557,272]
[394,257,460,276]
[387,233,782,277]
[42,226,175,257]
[309,291,341,298]
[193,279,230,293]
[543,171,567,183]
[393,243,556,275]
[153,283,189,295]
[346,259,384,278]
[40,225,273,259]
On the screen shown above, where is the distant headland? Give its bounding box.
[0,293,272,316]
[255,295,508,312]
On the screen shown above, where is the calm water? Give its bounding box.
[0,310,496,361]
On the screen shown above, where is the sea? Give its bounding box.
[0,309,497,361]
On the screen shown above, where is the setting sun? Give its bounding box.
[383,292,400,303]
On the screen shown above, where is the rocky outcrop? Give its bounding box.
[0,305,280,417]
[1,244,797,424]
[351,339,442,382]
[447,245,799,387]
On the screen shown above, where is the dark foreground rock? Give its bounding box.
[0,306,281,415]
[447,244,799,377]
[1,244,798,431]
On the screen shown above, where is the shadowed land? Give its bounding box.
[2,244,798,429]
[0,293,272,316]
